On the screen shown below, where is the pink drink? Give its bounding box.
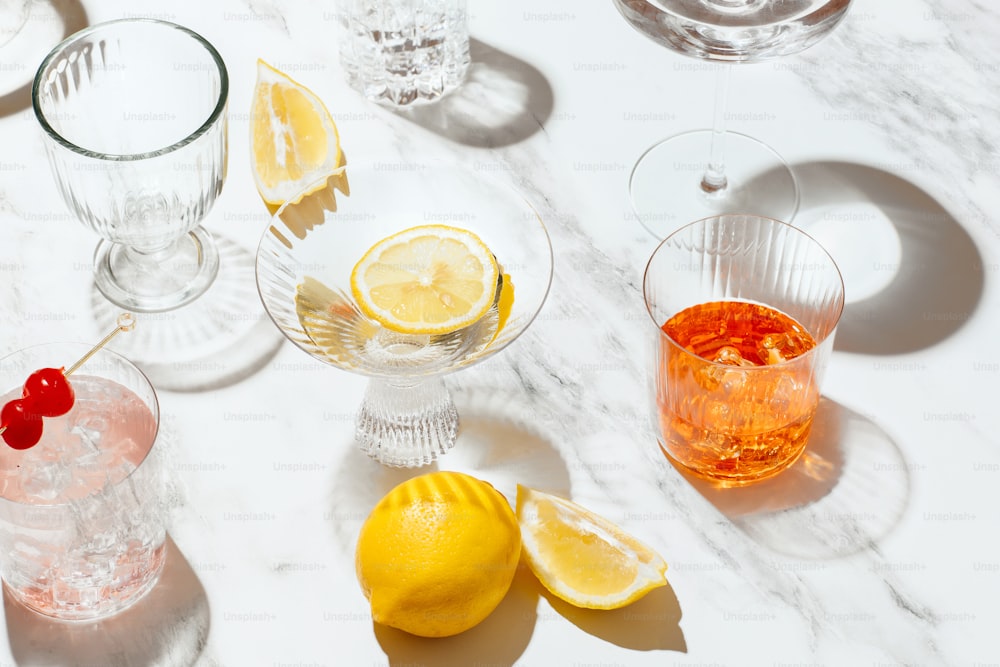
[0,372,166,620]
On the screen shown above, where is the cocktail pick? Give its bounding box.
[1,313,136,450]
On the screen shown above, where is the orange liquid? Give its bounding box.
[657,301,819,486]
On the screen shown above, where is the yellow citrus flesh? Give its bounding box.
[251,59,345,208]
[356,472,521,638]
[493,271,514,341]
[350,225,500,335]
[516,485,668,610]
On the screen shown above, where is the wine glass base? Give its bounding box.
[93,227,221,313]
[629,130,799,238]
[356,377,459,467]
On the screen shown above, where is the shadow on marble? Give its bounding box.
[325,384,572,558]
[267,168,350,245]
[390,38,554,148]
[447,385,574,504]
[789,161,983,355]
[324,385,571,664]
[680,398,910,560]
[93,234,285,393]
[537,578,686,653]
[0,0,88,116]
[2,535,210,667]
[373,562,539,667]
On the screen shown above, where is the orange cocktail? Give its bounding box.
[644,215,844,486]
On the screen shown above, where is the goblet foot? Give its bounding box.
[356,377,459,467]
[95,234,284,392]
[629,130,798,238]
[94,226,220,312]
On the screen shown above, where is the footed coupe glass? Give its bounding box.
[256,162,552,467]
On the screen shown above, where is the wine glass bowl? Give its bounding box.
[256,163,553,467]
[614,0,853,62]
[32,19,228,313]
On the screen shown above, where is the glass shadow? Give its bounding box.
[389,38,554,148]
[0,0,88,116]
[3,535,210,667]
[93,233,285,392]
[326,383,572,558]
[679,398,910,560]
[788,161,984,354]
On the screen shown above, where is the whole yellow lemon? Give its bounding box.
[355,471,521,637]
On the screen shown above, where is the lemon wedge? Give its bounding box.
[350,225,499,335]
[516,485,668,610]
[250,59,345,209]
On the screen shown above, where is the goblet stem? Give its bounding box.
[701,64,732,194]
[94,228,220,313]
[356,377,459,467]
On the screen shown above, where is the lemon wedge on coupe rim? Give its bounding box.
[350,224,500,335]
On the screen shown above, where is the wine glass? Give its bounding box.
[32,19,228,313]
[256,162,553,467]
[613,0,853,237]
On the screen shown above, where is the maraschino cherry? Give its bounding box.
[0,399,43,450]
[1,313,136,450]
[23,367,75,417]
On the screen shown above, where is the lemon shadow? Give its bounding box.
[3,535,210,666]
[373,562,539,667]
[535,578,686,653]
[680,398,910,560]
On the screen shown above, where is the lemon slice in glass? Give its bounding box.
[516,485,669,610]
[350,225,500,335]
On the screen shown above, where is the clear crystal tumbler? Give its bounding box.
[334,0,470,106]
[644,215,844,486]
[0,343,166,620]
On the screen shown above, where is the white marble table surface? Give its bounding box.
[1,0,998,665]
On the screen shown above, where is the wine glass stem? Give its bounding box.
[701,63,732,195]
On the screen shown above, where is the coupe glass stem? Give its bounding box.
[356,377,459,467]
[701,63,732,195]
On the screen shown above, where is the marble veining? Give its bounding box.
[0,0,997,665]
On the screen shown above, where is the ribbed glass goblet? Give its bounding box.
[32,19,228,313]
